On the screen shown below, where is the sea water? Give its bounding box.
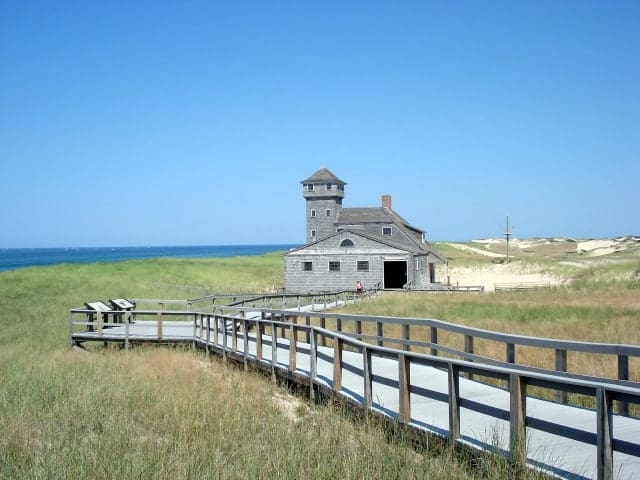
[0,244,298,271]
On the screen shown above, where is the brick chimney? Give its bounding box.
[381,194,392,210]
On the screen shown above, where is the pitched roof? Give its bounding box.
[286,228,446,262]
[336,207,423,233]
[336,206,444,257]
[301,167,346,185]
[286,228,413,254]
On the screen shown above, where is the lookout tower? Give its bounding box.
[301,167,346,244]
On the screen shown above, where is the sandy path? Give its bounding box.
[439,263,564,292]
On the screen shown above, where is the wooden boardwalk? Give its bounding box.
[71,313,640,480]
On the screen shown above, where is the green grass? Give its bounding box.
[0,254,539,479]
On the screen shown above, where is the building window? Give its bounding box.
[311,209,316,217]
[303,261,313,271]
[326,184,333,190]
[329,261,340,272]
[311,229,316,238]
[326,209,331,217]
[357,261,369,271]
[340,239,354,247]
[382,226,393,235]
[306,184,314,191]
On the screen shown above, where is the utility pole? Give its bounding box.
[504,216,513,263]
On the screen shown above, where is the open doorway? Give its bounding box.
[383,261,407,289]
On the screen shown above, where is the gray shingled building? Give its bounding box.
[284,168,447,293]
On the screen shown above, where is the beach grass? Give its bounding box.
[0,253,543,479]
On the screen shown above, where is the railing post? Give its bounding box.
[377,321,383,347]
[156,303,163,340]
[363,346,372,409]
[310,330,317,400]
[222,315,228,362]
[232,314,238,353]
[430,326,438,356]
[98,311,104,337]
[242,317,248,371]
[355,319,362,339]
[68,310,74,349]
[398,353,411,423]
[256,321,263,361]
[336,317,342,333]
[320,317,326,346]
[596,388,613,480]
[555,349,568,404]
[617,355,629,416]
[289,320,297,373]
[213,313,219,348]
[271,322,277,383]
[305,315,311,344]
[464,334,473,379]
[125,315,130,350]
[509,373,527,470]
[464,334,473,358]
[192,312,197,347]
[205,314,211,355]
[448,364,460,442]
[402,324,410,351]
[333,337,343,393]
[506,343,515,364]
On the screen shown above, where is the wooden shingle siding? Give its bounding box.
[285,253,393,292]
[337,222,417,251]
[289,168,446,292]
[285,231,410,293]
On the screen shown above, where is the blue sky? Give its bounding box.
[1,1,638,247]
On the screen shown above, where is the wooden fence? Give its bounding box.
[68,296,640,480]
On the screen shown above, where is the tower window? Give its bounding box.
[326,209,331,217]
[357,261,369,271]
[303,262,313,271]
[311,229,316,238]
[306,184,314,191]
[329,261,340,272]
[311,209,316,217]
[340,239,354,248]
[382,227,393,236]
[326,184,333,190]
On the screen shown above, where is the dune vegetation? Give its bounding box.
[1,239,638,478]
[0,253,536,480]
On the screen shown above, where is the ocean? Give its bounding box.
[0,244,298,272]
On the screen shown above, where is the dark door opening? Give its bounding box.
[383,261,407,289]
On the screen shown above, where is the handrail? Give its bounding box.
[202,311,640,478]
[68,306,640,478]
[219,306,640,357]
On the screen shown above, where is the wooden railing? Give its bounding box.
[68,303,640,479]
[211,306,640,417]
[200,312,640,480]
[130,289,374,313]
[494,281,551,292]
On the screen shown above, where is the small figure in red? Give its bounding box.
[355,280,363,295]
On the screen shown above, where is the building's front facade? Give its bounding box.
[285,168,446,293]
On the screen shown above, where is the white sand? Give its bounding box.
[577,239,618,252]
[442,263,563,292]
[439,237,638,291]
[448,243,506,258]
